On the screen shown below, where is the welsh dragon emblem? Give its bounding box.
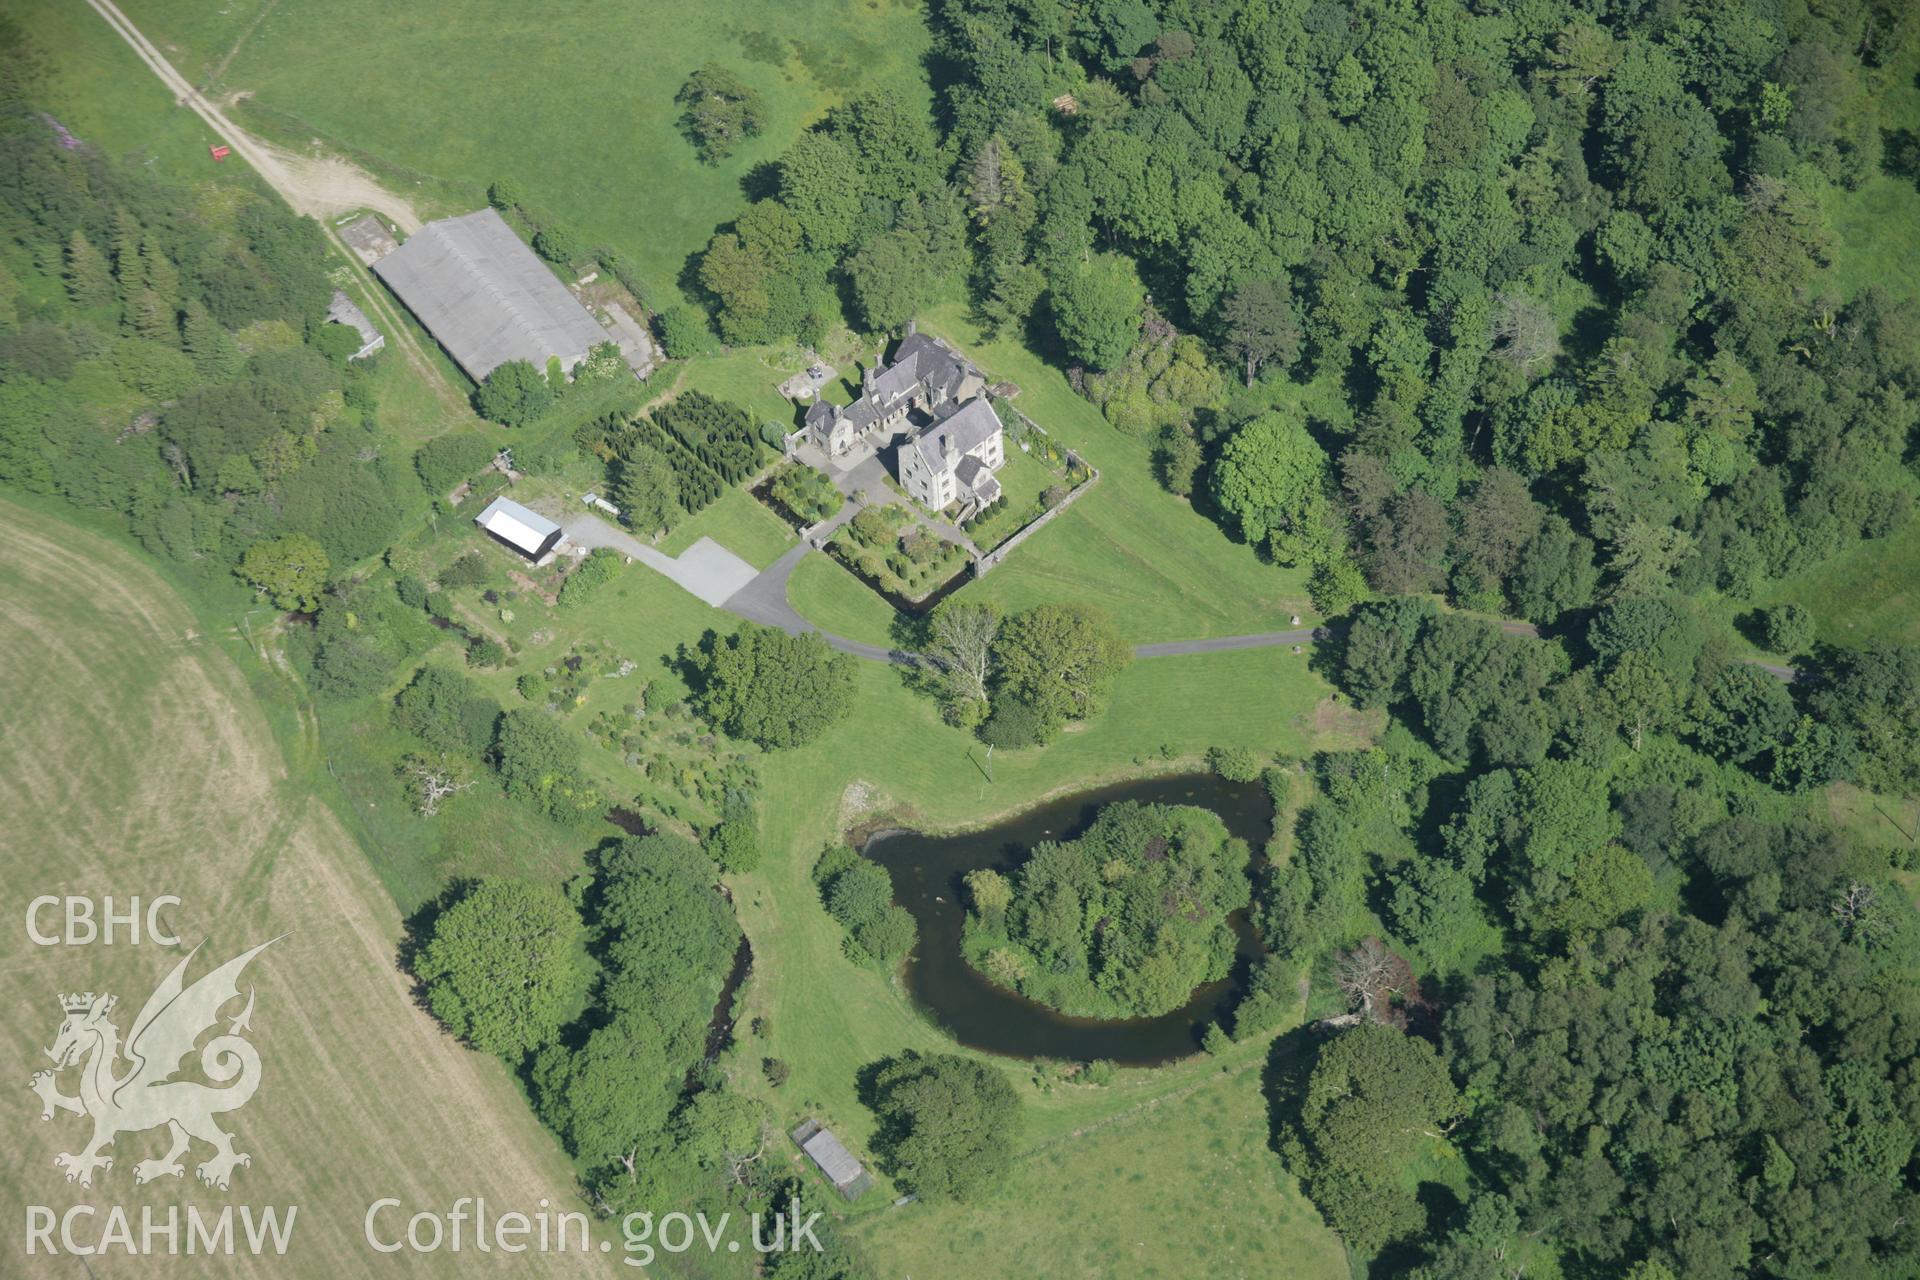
[29,939,279,1190]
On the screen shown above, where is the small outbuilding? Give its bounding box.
[326,290,385,361]
[791,1119,872,1200]
[474,496,562,561]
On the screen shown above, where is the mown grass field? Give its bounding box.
[788,552,902,646]
[916,304,1321,642]
[0,499,611,1277]
[1752,512,1920,650]
[118,0,935,304]
[657,486,798,570]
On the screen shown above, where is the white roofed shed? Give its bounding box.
[474,496,562,560]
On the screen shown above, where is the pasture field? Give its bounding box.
[1751,513,1920,651]
[850,1048,1348,1280]
[0,499,612,1277]
[116,0,936,303]
[9,0,235,173]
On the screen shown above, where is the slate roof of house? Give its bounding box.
[891,331,970,399]
[372,208,605,381]
[474,496,561,557]
[868,353,925,406]
[910,397,1003,476]
[800,1129,865,1188]
[864,331,970,409]
[955,454,1002,504]
[842,396,880,434]
[805,399,837,429]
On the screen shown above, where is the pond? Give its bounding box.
[864,772,1273,1066]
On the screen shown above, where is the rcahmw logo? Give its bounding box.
[30,938,280,1188]
[27,1204,296,1259]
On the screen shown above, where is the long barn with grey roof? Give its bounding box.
[373,208,605,382]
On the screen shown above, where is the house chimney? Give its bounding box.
[942,430,955,461]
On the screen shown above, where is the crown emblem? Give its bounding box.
[60,992,104,1013]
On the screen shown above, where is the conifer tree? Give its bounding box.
[132,288,176,344]
[63,230,114,309]
[139,234,180,311]
[181,299,241,378]
[109,208,142,304]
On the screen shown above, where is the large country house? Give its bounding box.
[804,332,1005,516]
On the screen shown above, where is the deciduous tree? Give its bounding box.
[413,878,586,1061]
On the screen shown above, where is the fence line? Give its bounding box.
[973,404,1099,577]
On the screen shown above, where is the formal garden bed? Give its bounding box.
[754,461,842,529]
[827,503,972,605]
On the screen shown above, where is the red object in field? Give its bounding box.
[209,144,231,161]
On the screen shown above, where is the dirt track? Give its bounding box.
[85,0,421,232]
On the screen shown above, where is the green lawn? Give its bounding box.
[119,0,936,305]
[1826,782,1920,864]
[1824,172,1920,302]
[713,644,1350,1265]
[679,345,816,427]
[961,440,1062,550]
[722,640,1346,1116]
[658,485,798,569]
[917,304,1319,643]
[788,550,903,646]
[852,1051,1349,1280]
[1822,42,1920,305]
[1753,513,1920,649]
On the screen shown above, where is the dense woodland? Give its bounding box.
[681,0,1920,1272]
[690,0,1918,628]
[0,69,401,595]
[1243,596,1920,1273]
